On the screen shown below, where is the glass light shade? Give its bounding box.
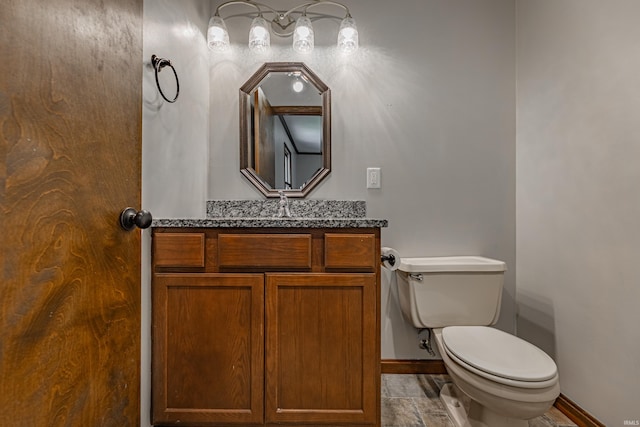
[207,16,229,51]
[338,16,358,53]
[249,16,270,52]
[293,15,314,53]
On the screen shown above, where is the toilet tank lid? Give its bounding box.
[398,256,506,273]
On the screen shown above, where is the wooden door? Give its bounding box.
[265,273,378,426]
[152,274,265,425]
[254,87,276,187]
[1,0,143,425]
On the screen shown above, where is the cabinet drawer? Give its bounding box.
[325,233,376,270]
[154,233,205,267]
[218,234,312,269]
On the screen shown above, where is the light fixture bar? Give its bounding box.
[301,1,351,17]
[208,0,359,53]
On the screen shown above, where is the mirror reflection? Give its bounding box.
[240,63,331,198]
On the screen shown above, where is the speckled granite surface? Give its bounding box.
[206,200,367,218]
[152,200,388,228]
[152,217,387,228]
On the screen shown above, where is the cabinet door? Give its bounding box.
[265,273,378,425]
[153,273,264,425]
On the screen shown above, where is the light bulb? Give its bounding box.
[297,26,311,38]
[293,15,314,53]
[338,16,358,54]
[207,16,229,51]
[292,81,304,93]
[249,16,270,53]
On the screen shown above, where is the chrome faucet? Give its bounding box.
[277,191,292,218]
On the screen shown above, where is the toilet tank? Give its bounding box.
[396,256,506,329]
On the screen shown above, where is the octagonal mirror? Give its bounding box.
[240,62,331,198]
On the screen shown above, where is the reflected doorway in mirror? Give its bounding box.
[239,62,331,198]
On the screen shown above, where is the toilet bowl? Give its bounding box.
[396,256,560,427]
[434,327,559,426]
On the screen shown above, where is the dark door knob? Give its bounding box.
[120,207,153,231]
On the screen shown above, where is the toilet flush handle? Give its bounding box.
[410,273,423,281]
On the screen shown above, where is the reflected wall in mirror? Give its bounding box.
[240,62,331,198]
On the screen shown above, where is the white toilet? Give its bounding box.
[396,256,560,427]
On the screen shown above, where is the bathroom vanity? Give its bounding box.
[150,201,387,426]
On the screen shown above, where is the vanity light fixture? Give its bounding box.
[207,15,230,51]
[248,15,270,52]
[292,13,314,53]
[337,15,358,53]
[207,0,359,54]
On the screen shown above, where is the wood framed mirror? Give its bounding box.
[240,62,331,198]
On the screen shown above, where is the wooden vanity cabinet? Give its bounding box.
[151,228,381,427]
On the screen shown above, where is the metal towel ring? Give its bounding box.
[151,55,179,103]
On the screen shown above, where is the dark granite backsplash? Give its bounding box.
[206,200,366,219]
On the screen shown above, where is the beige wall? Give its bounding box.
[142,1,211,425]
[208,0,517,359]
[516,1,640,424]
[142,5,516,418]
[142,0,640,424]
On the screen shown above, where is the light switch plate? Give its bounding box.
[367,167,381,189]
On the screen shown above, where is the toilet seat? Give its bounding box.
[442,326,558,389]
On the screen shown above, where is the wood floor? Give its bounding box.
[381,374,577,427]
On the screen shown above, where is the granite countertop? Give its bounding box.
[152,200,388,229]
[152,217,388,228]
